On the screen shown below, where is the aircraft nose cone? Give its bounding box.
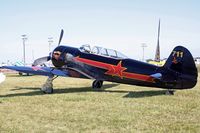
[52,51,66,67]
[52,51,61,61]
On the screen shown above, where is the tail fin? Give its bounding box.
[164,46,198,88]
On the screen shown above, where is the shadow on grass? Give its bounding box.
[5,74,35,77]
[0,84,119,98]
[0,88,44,98]
[1,84,166,98]
[123,90,166,98]
[54,84,120,94]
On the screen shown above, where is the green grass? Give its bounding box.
[197,64,200,73]
[0,74,200,132]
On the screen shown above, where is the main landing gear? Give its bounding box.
[92,80,103,91]
[165,89,175,95]
[41,76,58,94]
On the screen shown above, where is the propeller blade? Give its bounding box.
[58,29,64,46]
[32,56,51,66]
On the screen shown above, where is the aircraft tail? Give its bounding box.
[163,46,198,89]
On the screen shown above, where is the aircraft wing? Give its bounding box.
[1,66,69,77]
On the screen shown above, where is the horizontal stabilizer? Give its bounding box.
[150,73,162,79]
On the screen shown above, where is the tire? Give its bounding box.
[92,80,103,90]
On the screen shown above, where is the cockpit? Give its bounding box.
[79,44,128,59]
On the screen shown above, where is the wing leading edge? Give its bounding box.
[1,66,69,77]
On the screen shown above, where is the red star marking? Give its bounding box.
[74,57,155,83]
[105,61,127,78]
[172,57,178,64]
[32,66,43,71]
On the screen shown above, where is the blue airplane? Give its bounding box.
[1,30,198,95]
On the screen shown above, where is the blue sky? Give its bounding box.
[0,0,200,63]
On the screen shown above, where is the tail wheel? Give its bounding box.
[165,90,175,95]
[92,80,103,90]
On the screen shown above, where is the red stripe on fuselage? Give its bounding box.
[74,56,155,83]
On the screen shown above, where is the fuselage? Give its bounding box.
[51,45,197,89]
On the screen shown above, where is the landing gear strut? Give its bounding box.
[92,80,103,91]
[41,76,58,94]
[165,89,175,95]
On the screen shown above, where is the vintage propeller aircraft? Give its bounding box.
[1,29,198,95]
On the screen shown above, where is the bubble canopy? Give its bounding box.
[79,44,128,59]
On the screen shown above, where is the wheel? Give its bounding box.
[166,90,174,95]
[41,83,54,94]
[42,87,53,94]
[92,80,103,90]
[41,77,54,94]
[19,72,23,76]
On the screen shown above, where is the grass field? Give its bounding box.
[197,64,200,72]
[0,73,200,132]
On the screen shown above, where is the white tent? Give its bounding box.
[0,73,6,84]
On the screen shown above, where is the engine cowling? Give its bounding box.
[51,51,74,68]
